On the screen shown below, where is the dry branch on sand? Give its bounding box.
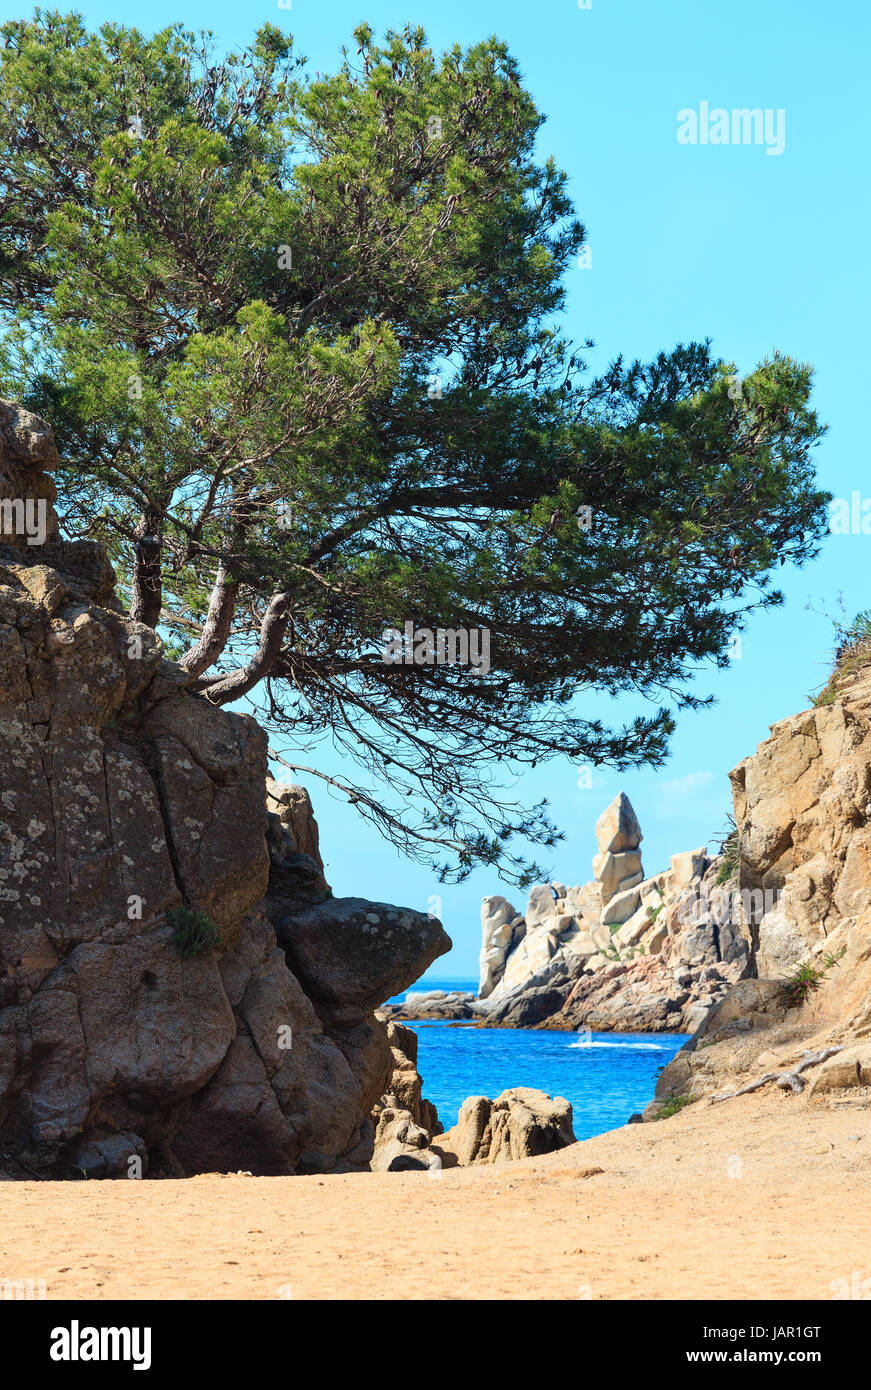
[709,1047,844,1104]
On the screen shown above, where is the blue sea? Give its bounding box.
[390,978,690,1138]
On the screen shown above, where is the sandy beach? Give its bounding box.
[3,1090,867,1301]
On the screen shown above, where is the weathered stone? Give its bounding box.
[592,850,643,902]
[670,848,708,890]
[525,883,558,929]
[497,923,559,992]
[601,883,641,925]
[0,403,454,1177]
[595,792,642,855]
[808,1044,871,1097]
[479,894,523,998]
[274,898,450,1028]
[369,1019,442,1172]
[615,902,653,948]
[266,777,325,874]
[435,1087,575,1166]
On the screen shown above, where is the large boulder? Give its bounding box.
[0,401,452,1177]
[273,898,450,1029]
[595,792,643,855]
[808,1042,871,1097]
[435,1088,576,1166]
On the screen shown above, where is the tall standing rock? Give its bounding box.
[0,402,449,1178]
[595,792,643,856]
[478,895,524,998]
[594,792,644,918]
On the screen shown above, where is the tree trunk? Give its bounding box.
[178,561,240,679]
[129,512,163,628]
[194,590,292,705]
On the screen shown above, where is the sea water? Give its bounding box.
[390,977,690,1137]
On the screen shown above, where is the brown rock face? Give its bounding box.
[0,402,450,1177]
[730,677,871,976]
[651,664,871,1112]
[368,1021,443,1173]
[434,1087,576,1166]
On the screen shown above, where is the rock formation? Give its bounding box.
[433,1088,576,1166]
[478,895,526,999]
[389,792,749,1032]
[0,400,449,1178]
[473,795,748,1031]
[386,658,871,1135]
[651,658,871,1115]
[369,1022,443,1172]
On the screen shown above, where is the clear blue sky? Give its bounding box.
[10,0,869,976]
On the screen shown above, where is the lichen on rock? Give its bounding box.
[0,400,450,1178]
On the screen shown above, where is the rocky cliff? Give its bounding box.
[386,662,871,1126]
[477,792,749,1031]
[387,791,749,1032]
[651,658,871,1114]
[0,400,449,1177]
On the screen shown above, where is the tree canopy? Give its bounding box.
[0,11,829,881]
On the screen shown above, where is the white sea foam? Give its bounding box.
[568,1039,666,1051]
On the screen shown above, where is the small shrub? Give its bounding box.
[657,1093,695,1119]
[809,682,837,709]
[168,906,221,958]
[807,605,871,708]
[822,945,847,971]
[784,944,847,1007]
[783,960,825,1008]
[715,812,740,884]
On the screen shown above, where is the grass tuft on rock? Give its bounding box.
[168,906,222,959]
[656,1094,695,1119]
[808,609,871,708]
[783,946,846,1007]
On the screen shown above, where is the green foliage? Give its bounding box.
[782,949,845,1008]
[809,684,838,708]
[0,13,830,882]
[716,837,739,883]
[714,812,739,883]
[822,945,847,971]
[807,602,871,708]
[656,1093,695,1119]
[168,905,222,958]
